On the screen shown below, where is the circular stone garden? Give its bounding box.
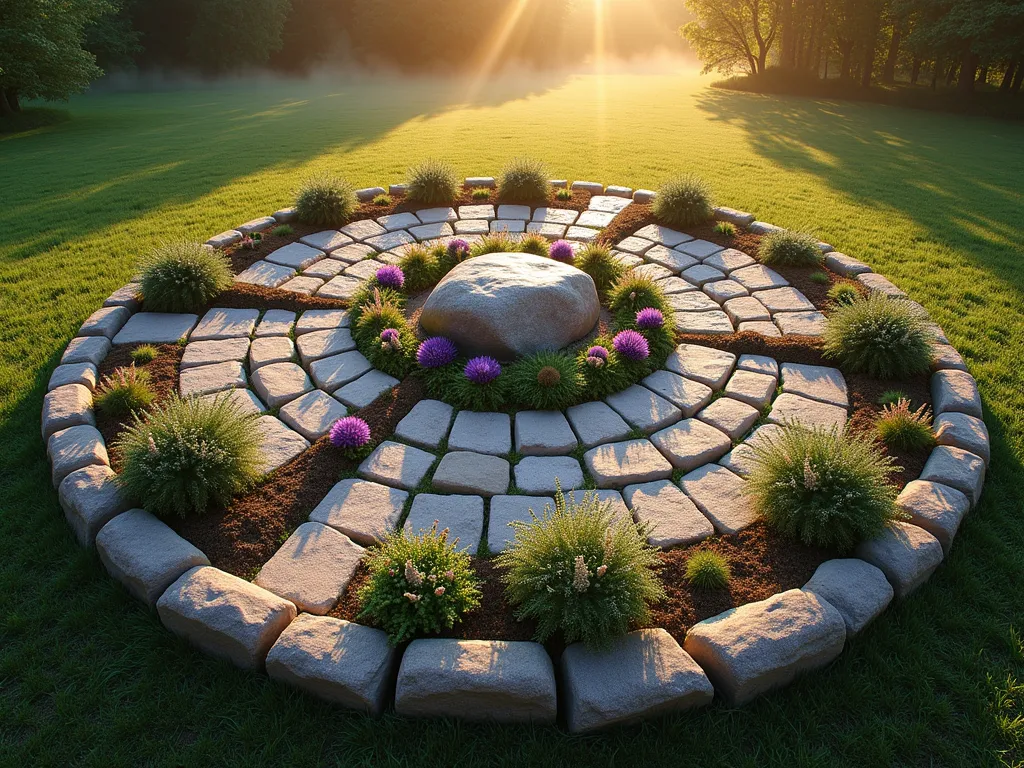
[44,159,989,732]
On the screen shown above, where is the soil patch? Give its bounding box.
[199,283,349,314]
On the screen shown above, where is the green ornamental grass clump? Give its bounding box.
[294,173,356,226]
[810,270,830,285]
[351,287,408,345]
[470,232,516,258]
[271,224,294,237]
[578,341,634,398]
[498,157,549,200]
[876,398,936,452]
[406,159,459,204]
[358,521,482,645]
[115,393,262,518]
[372,193,392,206]
[878,389,908,406]
[652,175,713,228]
[471,187,491,201]
[518,232,550,257]
[129,345,159,365]
[556,188,573,201]
[822,293,933,378]
[398,245,438,292]
[746,426,904,551]
[496,486,665,648]
[607,273,669,326]
[95,365,155,418]
[759,230,823,266]
[139,241,232,313]
[506,351,583,410]
[713,221,737,238]
[575,243,624,295]
[685,550,732,589]
[827,281,861,306]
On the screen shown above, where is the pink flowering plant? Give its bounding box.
[357,520,481,645]
[495,483,665,649]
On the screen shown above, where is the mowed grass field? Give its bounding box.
[1,70,1023,767]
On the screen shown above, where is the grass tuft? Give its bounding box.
[823,293,933,378]
[498,157,549,200]
[877,398,937,452]
[294,173,356,226]
[406,159,459,204]
[653,175,713,228]
[760,230,823,266]
[95,365,155,418]
[139,241,232,313]
[685,550,732,589]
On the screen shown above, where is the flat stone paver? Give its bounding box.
[514,456,584,495]
[178,360,246,397]
[343,258,388,281]
[404,493,484,553]
[411,222,454,240]
[295,309,350,335]
[317,276,365,301]
[780,363,849,407]
[181,338,250,369]
[824,252,871,275]
[655,276,697,294]
[858,272,906,297]
[234,261,295,288]
[416,207,458,224]
[641,370,713,417]
[200,388,265,416]
[895,480,970,554]
[695,397,760,440]
[803,559,893,637]
[79,306,131,339]
[61,336,110,366]
[330,243,378,263]
[724,296,771,324]
[48,425,108,487]
[565,401,634,448]
[341,219,387,241]
[296,328,356,365]
[615,236,655,255]
[278,390,347,441]
[934,412,990,465]
[359,441,436,490]
[920,445,985,506]
[679,464,758,534]
[703,280,748,304]
[309,478,408,545]
[513,410,577,456]
[633,263,674,282]
[488,495,553,552]
[251,362,313,408]
[309,351,373,393]
[931,369,983,418]
[112,313,198,345]
[674,311,734,335]
[48,362,98,391]
[394,399,455,449]
[664,344,736,388]
[377,212,420,231]
[432,451,509,497]
[583,439,673,488]
[266,243,327,271]
[605,385,683,434]
[731,264,788,291]
[565,489,631,521]
[299,230,353,252]
[249,337,294,370]
[774,311,827,336]
[704,248,755,273]
[623,480,714,548]
[302,259,348,279]
[753,287,815,314]
[334,370,399,409]
[677,239,723,259]
[448,411,511,456]
[717,424,784,477]
[59,464,131,546]
[41,384,94,441]
[724,369,777,409]
[633,224,692,248]
[589,194,632,213]
[280,276,324,295]
[645,245,698,274]
[681,264,726,287]
[738,321,782,337]
[255,522,363,614]
[667,291,720,313]
[737,354,779,378]
[254,416,310,474]
[650,419,732,472]
[768,393,847,431]
[532,207,578,225]
[855,522,944,598]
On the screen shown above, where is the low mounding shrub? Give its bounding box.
[713,221,736,238]
[450,356,507,411]
[556,188,573,201]
[652,175,713,228]
[470,232,515,258]
[578,342,633,398]
[398,245,438,292]
[271,224,294,237]
[129,345,159,365]
[822,293,932,379]
[350,285,406,337]
[294,173,356,226]
[607,273,669,327]
[406,159,459,204]
[827,281,860,306]
[575,244,624,295]
[115,394,262,518]
[746,426,903,551]
[95,365,155,418]
[518,233,550,257]
[358,521,481,645]
[372,193,391,206]
[759,230,823,267]
[496,486,665,648]
[877,389,908,406]
[498,157,549,200]
[876,398,936,452]
[470,187,491,201]
[810,270,830,285]
[685,550,731,589]
[139,241,232,313]
[506,351,583,410]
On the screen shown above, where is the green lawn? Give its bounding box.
[2,70,1023,767]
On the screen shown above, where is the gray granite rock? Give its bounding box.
[103,283,141,310]
[931,369,982,418]
[48,424,107,487]
[272,207,297,223]
[237,216,276,234]
[192,308,260,341]
[432,451,509,497]
[308,351,372,393]
[112,313,198,345]
[309,478,407,545]
[41,383,94,441]
[514,456,584,495]
[824,252,871,276]
[299,230,353,252]
[334,370,399,409]
[934,412,990,464]
[79,306,131,339]
[920,445,985,506]
[930,343,968,372]
[632,189,657,204]
[768,393,847,431]
[234,261,296,288]
[664,344,736,388]
[96,509,209,606]
[251,362,313,408]
[753,287,815,314]
[857,272,906,297]
[178,361,246,397]
[359,441,436,490]
[713,207,756,227]
[206,230,242,248]
[605,385,683,434]
[295,309,350,336]
[731,264,788,291]
[254,416,310,475]
[896,480,969,554]
[780,363,848,407]
[583,439,673,488]
[683,589,846,705]
[59,464,131,546]
[695,397,760,440]
[248,336,294,370]
[278,390,347,441]
[394,399,454,449]
[396,639,556,723]
[562,629,713,733]
[487,495,553,552]
[723,296,771,324]
[512,410,577,456]
[404,493,484,552]
[649,419,732,472]
[855,522,943,598]
[157,566,296,669]
[802,559,893,636]
[48,362,99,392]
[623,480,714,548]
[737,354,779,378]
[774,311,827,336]
[679,464,757,534]
[448,411,511,456]
[296,328,356,365]
[181,338,250,370]
[565,401,634,448]
[641,370,713,417]
[724,369,777,409]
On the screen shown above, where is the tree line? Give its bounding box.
[683,0,1024,95]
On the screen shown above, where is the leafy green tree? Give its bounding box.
[0,0,112,115]
[681,0,782,75]
[85,0,142,71]
[186,0,292,73]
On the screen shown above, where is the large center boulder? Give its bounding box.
[419,253,600,360]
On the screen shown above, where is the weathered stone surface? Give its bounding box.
[266,615,396,714]
[448,411,511,456]
[490,219,526,234]
[96,509,209,606]
[179,360,246,397]
[331,243,379,264]
[299,230,353,252]
[589,193,632,213]
[731,264,788,291]
[251,362,313,408]
[514,456,584,495]
[749,221,784,235]
[931,369,982,418]
[253,309,296,339]
[207,230,242,248]
[703,279,748,303]
[572,180,604,195]
[343,258,388,281]
[934,412,990,464]
[157,566,296,669]
[525,221,566,239]
[780,363,848,407]
[181,338,250,369]
[930,343,968,372]
[309,478,407,544]
[724,369,777,409]
[112,313,198,345]
[920,445,985,506]
[200,387,265,416]
[896,480,969,554]
[665,344,736,388]
[375,212,419,231]
[496,204,531,220]
[59,464,131,546]
[718,424,785,477]
[254,416,310,475]
[453,221,490,236]
[367,230,415,251]
[278,390,347,441]
[576,210,616,228]
[237,216,276,234]
[308,350,372,393]
[394,399,454,449]
[302,259,348,279]
[857,272,906,297]
[62,334,111,366]
[42,383,94,441]
[667,291,719,312]
[605,385,683,434]
[673,310,734,335]
[234,260,296,288]
[248,336,294,370]
[396,639,556,723]
[632,189,656,204]
[655,276,698,294]
[855,522,943,597]
[713,206,755,227]
[774,311,827,336]
[405,493,484,552]
[295,309,350,336]
[272,207,297,223]
[255,523,364,614]
[824,252,871,276]
[430,451,507,497]
[103,282,141,310]
[633,224,691,248]
[739,320,782,337]
[488,495,553,552]
[48,362,98,391]
[563,629,713,733]
[317,275,365,301]
[296,328,356,365]
[723,296,770,324]
[681,264,727,287]
[566,489,631,521]
[704,248,755,273]
[565,401,632,448]
[632,262,674,282]
[683,589,846,705]
[79,306,131,339]
[359,441,436,490]
[335,370,400,410]
[584,439,673,488]
[415,207,457,224]
[615,235,655,254]
[420,253,599,359]
[513,410,577,456]
[768,393,847,431]
[280,276,325,295]
[48,424,107,486]
[679,464,757,534]
[695,397,760,441]
[341,219,386,241]
[737,353,779,378]
[650,419,732,472]
[645,245,698,274]
[623,480,713,548]
[678,239,724,260]
[753,287,815,314]
[803,559,893,636]
[458,204,496,219]
[191,308,260,342]
[641,370,713,417]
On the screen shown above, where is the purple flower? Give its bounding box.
[375,264,405,290]
[613,330,649,362]
[585,344,609,368]
[635,307,665,330]
[447,239,471,259]
[417,336,458,368]
[464,356,502,385]
[330,416,371,449]
[380,328,401,351]
[549,240,574,263]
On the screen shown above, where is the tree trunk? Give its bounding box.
[1000,60,1018,92]
[6,89,20,112]
[931,59,941,90]
[946,61,958,86]
[1012,65,1024,93]
[0,89,12,117]
[780,0,795,68]
[862,42,875,88]
[957,47,976,95]
[883,27,902,83]
[911,58,922,85]
[839,41,854,80]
